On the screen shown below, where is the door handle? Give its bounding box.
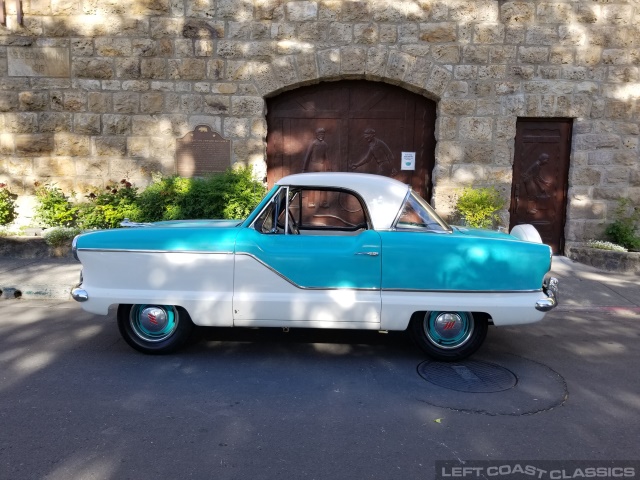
[355,252,379,256]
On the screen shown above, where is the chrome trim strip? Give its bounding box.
[76,248,234,255]
[382,288,543,293]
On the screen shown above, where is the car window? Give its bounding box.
[254,187,368,235]
[394,191,451,232]
[288,189,368,233]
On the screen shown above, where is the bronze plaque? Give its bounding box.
[176,125,231,177]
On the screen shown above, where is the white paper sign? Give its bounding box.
[401,152,416,171]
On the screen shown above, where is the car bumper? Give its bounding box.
[535,277,559,312]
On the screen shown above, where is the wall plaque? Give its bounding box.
[8,47,70,77]
[176,125,231,177]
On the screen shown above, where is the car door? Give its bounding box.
[232,186,382,328]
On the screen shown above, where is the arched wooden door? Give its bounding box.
[266,81,437,201]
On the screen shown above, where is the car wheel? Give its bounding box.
[117,304,194,354]
[410,311,488,361]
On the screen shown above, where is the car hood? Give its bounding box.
[150,219,243,228]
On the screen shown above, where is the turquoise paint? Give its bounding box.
[235,228,382,289]
[76,225,239,252]
[152,219,242,228]
[378,230,550,291]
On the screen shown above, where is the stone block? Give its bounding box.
[74,114,101,135]
[94,137,126,157]
[207,59,224,80]
[474,24,504,44]
[127,137,150,159]
[168,59,206,80]
[398,24,419,43]
[365,47,387,79]
[404,56,432,89]
[186,0,215,17]
[519,47,548,64]
[19,92,48,111]
[223,117,250,138]
[462,45,490,64]
[203,95,230,114]
[286,1,318,21]
[296,52,318,82]
[115,58,141,79]
[379,24,397,44]
[113,93,139,114]
[33,157,76,177]
[4,113,38,133]
[62,92,86,112]
[440,99,476,116]
[459,117,493,142]
[419,23,457,43]
[385,50,412,81]
[95,38,132,57]
[501,2,534,24]
[39,112,72,133]
[140,92,165,114]
[570,166,602,186]
[317,48,340,78]
[602,49,627,65]
[88,92,112,113]
[73,58,114,79]
[432,46,460,64]
[180,94,204,114]
[55,133,91,156]
[425,65,451,97]
[231,96,266,117]
[354,23,378,45]
[16,134,54,155]
[103,115,131,135]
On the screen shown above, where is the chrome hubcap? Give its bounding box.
[424,312,474,350]
[130,305,178,342]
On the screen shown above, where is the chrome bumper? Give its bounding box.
[535,277,559,312]
[71,287,88,302]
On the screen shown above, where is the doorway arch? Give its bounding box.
[266,80,437,201]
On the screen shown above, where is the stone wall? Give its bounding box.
[0,0,638,249]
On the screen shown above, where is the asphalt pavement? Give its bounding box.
[0,254,637,309]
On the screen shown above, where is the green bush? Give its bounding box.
[605,198,640,250]
[455,186,506,229]
[0,183,18,226]
[43,226,84,248]
[135,167,267,222]
[77,180,141,229]
[34,182,77,227]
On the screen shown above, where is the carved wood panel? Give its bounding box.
[266,81,437,201]
[510,119,572,254]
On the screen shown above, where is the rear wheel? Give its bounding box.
[410,311,488,361]
[117,304,194,354]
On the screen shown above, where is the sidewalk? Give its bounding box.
[0,255,637,307]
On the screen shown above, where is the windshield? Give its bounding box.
[394,191,451,233]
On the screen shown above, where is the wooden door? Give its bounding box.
[510,119,572,254]
[266,81,437,200]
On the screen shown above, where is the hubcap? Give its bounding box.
[130,305,178,342]
[424,312,474,350]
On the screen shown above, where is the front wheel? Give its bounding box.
[410,311,488,361]
[117,304,194,354]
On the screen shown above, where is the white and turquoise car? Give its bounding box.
[71,172,558,361]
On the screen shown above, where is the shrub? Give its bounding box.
[454,186,506,229]
[77,180,141,229]
[605,198,640,250]
[43,227,84,248]
[135,167,266,222]
[0,183,18,226]
[34,182,77,227]
[586,240,628,253]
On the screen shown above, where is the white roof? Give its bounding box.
[276,172,410,230]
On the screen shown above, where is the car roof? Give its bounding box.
[276,172,410,230]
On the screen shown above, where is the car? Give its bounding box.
[71,172,558,361]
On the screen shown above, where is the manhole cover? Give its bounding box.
[414,353,568,416]
[417,360,517,393]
